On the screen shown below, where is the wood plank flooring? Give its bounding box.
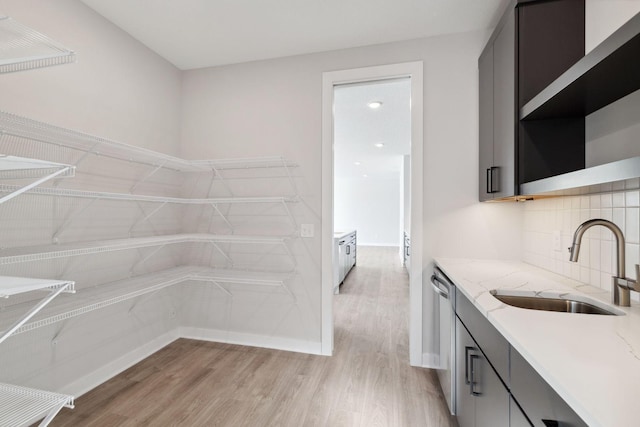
[51,246,455,426]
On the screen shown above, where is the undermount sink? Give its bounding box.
[490,291,624,316]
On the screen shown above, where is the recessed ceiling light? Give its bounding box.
[374,143,385,148]
[363,174,368,178]
[368,101,383,109]
[354,161,361,166]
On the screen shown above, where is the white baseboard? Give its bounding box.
[179,327,323,356]
[60,330,180,398]
[421,352,441,369]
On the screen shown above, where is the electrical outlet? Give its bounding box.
[553,230,562,252]
[300,223,314,238]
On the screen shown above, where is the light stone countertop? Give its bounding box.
[434,258,640,427]
[333,230,356,240]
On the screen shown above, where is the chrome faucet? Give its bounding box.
[569,218,639,306]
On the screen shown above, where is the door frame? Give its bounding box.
[321,61,424,365]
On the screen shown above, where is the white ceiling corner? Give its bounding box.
[80,0,509,70]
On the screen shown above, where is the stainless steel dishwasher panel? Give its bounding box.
[431,266,456,415]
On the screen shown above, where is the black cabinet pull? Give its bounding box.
[470,354,481,396]
[487,167,500,194]
[464,346,474,385]
[486,168,492,194]
[542,421,559,427]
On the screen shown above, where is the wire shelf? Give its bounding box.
[0,382,73,427]
[0,276,74,298]
[0,267,293,336]
[0,155,74,206]
[0,112,299,174]
[0,184,296,205]
[0,16,75,74]
[0,234,290,265]
[0,279,74,345]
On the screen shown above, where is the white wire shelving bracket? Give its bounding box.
[0,277,75,346]
[0,382,74,427]
[0,155,74,206]
[0,267,295,337]
[0,16,76,74]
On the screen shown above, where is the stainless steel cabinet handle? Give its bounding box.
[430,274,449,299]
[346,245,350,255]
[470,354,481,396]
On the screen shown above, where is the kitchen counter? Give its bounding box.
[435,258,640,427]
[333,230,355,240]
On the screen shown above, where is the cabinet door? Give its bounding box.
[492,8,516,199]
[478,44,494,202]
[511,349,587,427]
[455,317,476,427]
[473,343,510,427]
[510,397,533,427]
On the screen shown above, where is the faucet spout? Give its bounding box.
[569,219,630,306]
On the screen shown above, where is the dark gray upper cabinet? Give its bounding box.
[478,0,585,201]
[479,9,515,201]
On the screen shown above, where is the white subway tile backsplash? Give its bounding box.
[601,240,613,274]
[524,191,640,295]
[613,192,625,207]
[626,208,640,244]
[580,196,590,210]
[626,244,639,280]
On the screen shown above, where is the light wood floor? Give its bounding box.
[51,246,455,426]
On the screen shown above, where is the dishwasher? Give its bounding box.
[431,266,456,415]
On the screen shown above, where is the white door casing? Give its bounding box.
[321,61,423,365]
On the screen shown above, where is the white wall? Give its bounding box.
[585,0,640,167]
[0,0,183,155]
[335,174,401,246]
[180,31,523,361]
[585,0,640,53]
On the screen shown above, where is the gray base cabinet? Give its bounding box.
[454,287,586,427]
[510,398,531,427]
[511,350,587,427]
[455,317,509,427]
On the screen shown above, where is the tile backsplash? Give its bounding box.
[523,181,640,301]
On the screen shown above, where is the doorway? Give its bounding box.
[321,62,423,364]
[333,78,410,258]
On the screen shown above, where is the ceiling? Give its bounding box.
[334,78,410,180]
[80,0,508,70]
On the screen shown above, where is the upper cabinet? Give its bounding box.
[481,0,640,201]
[479,9,515,201]
[479,0,586,201]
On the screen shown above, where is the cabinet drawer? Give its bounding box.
[511,349,587,427]
[455,288,510,385]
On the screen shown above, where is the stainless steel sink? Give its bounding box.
[491,293,622,315]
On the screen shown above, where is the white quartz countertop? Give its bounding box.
[333,230,355,240]
[434,258,640,427]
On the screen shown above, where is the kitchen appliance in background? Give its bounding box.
[431,266,456,415]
